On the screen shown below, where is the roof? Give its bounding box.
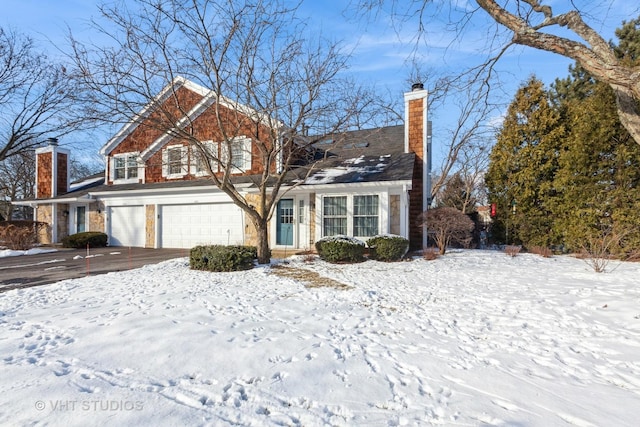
[314,125,405,158]
[19,124,412,204]
[289,152,415,185]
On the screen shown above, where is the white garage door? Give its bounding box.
[160,203,243,248]
[108,205,145,247]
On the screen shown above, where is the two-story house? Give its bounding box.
[17,78,430,252]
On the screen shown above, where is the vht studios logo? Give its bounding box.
[35,400,144,412]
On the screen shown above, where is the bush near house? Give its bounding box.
[190,245,259,272]
[61,232,108,249]
[315,235,366,263]
[367,234,410,262]
[0,221,48,250]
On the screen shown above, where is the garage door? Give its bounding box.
[160,203,243,248]
[108,205,145,247]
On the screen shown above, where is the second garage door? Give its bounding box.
[159,203,244,248]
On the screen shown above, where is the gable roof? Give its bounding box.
[100,77,283,158]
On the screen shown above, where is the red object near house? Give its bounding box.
[490,203,497,217]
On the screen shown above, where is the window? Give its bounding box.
[112,153,138,181]
[162,145,187,178]
[354,195,379,237]
[192,141,216,176]
[323,196,347,236]
[221,137,252,172]
[321,194,380,238]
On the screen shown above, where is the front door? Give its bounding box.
[276,199,294,245]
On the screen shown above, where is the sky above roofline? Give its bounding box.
[2,0,636,167]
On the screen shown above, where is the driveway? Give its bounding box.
[0,247,187,292]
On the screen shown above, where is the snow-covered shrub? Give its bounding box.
[367,234,409,261]
[315,235,366,263]
[61,231,108,248]
[190,245,258,272]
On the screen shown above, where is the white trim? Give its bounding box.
[191,141,217,177]
[221,136,252,172]
[140,91,218,161]
[110,152,141,184]
[100,76,189,156]
[162,145,188,179]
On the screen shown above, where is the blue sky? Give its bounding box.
[1,0,637,164]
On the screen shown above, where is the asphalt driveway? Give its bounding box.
[0,247,187,292]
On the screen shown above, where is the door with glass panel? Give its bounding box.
[276,199,294,245]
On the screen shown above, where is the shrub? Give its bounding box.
[190,245,258,272]
[423,247,439,261]
[61,231,108,248]
[0,221,47,250]
[505,245,522,257]
[315,235,366,263]
[529,245,552,258]
[418,207,474,255]
[367,234,409,261]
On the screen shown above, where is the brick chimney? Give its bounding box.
[35,138,70,198]
[404,83,430,249]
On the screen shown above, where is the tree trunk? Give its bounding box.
[614,86,640,145]
[255,219,271,265]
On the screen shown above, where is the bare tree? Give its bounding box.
[357,1,640,146]
[69,0,382,263]
[0,27,85,162]
[419,206,475,255]
[0,152,35,220]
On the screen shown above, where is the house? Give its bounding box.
[16,78,430,251]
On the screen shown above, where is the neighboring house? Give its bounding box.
[15,78,430,251]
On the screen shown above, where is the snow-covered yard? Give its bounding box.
[1,250,639,426]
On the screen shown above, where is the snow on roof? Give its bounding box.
[69,175,104,192]
[304,155,390,185]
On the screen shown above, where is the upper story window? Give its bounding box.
[111,152,139,183]
[162,145,188,179]
[221,137,252,172]
[191,141,217,176]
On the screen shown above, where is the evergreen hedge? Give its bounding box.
[315,235,366,263]
[190,245,258,272]
[367,234,409,261]
[61,231,108,248]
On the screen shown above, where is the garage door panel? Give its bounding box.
[160,203,243,248]
[108,206,145,247]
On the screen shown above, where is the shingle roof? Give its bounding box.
[21,124,411,202]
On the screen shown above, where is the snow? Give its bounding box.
[304,155,389,184]
[1,250,639,426]
[0,247,58,258]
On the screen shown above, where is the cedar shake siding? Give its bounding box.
[406,90,428,249]
[106,84,274,185]
[36,152,53,198]
[56,152,68,195]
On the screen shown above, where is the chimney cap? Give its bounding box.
[411,82,424,91]
[47,137,59,146]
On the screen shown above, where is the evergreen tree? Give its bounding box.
[550,17,640,256]
[553,78,640,255]
[437,172,478,214]
[485,77,565,247]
